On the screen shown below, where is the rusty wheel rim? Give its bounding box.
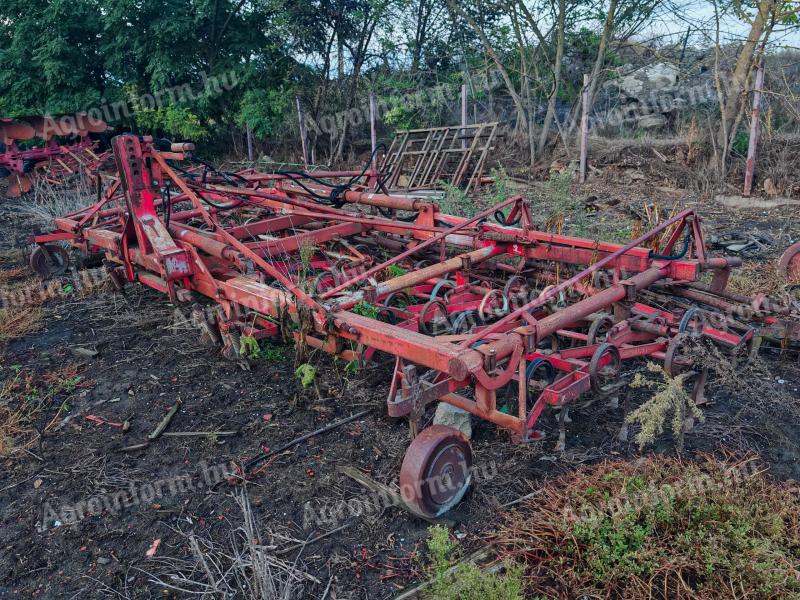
[29,244,68,278]
[778,242,800,282]
[399,425,472,518]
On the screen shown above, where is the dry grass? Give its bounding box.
[727,260,793,297]
[0,362,85,457]
[0,267,27,284]
[0,175,95,228]
[144,488,310,598]
[493,454,800,598]
[0,307,43,343]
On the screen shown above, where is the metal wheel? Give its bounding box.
[478,289,508,322]
[587,314,614,345]
[678,307,705,337]
[29,244,69,278]
[664,333,694,377]
[778,241,800,281]
[451,310,480,334]
[418,299,450,335]
[399,425,473,518]
[589,343,622,396]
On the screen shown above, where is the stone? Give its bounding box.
[637,113,667,130]
[433,402,472,439]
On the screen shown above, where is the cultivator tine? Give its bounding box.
[28,134,800,518]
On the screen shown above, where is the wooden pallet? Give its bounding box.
[382,122,499,193]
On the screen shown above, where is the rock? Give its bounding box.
[97,557,111,565]
[433,403,472,439]
[637,114,667,130]
[616,63,680,97]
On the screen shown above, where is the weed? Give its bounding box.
[490,166,512,205]
[494,455,800,598]
[295,363,317,388]
[439,181,473,217]
[352,301,380,319]
[386,265,407,278]
[543,171,587,236]
[239,335,285,361]
[626,362,705,452]
[0,267,27,284]
[424,525,524,600]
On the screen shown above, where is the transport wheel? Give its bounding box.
[7,174,32,198]
[778,242,800,281]
[399,425,473,518]
[589,343,621,396]
[29,244,69,278]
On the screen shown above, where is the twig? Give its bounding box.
[274,523,352,556]
[148,401,181,441]
[241,409,372,471]
[338,466,457,527]
[162,430,238,438]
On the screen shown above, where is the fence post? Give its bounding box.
[579,74,590,184]
[461,83,468,150]
[296,96,309,169]
[744,59,765,197]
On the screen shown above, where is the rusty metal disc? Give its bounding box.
[29,244,69,278]
[7,174,32,198]
[778,242,800,281]
[664,333,694,378]
[588,343,621,396]
[399,425,473,518]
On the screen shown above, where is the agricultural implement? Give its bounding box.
[0,113,108,198]
[31,134,800,518]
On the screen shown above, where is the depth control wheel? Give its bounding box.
[778,242,800,281]
[29,244,69,278]
[589,343,622,396]
[399,425,473,518]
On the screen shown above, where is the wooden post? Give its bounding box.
[246,126,254,162]
[461,83,468,150]
[744,59,765,197]
[369,92,378,170]
[296,96,309,169]
[579,74,589,184]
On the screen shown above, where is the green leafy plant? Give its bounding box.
[386,265,407,277]
[424,525,524,600]
[352,301,380,319]
[490,166,512,205]
[295,363,317,388]
[439,181,473,217]
[239,335,284,361]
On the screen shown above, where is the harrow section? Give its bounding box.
[32,134,800,517]
[1,113,108,197]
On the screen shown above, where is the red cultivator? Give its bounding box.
[32,134,800,517]
[0,113,109,198]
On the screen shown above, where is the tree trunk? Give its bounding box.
[537,0,566,155]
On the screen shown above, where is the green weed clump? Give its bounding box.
[424,525,524,600]
[494,455,800,598]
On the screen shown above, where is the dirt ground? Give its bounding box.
[1,181,799,599]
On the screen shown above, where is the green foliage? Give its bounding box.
[352,301,380,319]
[439,181,473,217]
[627,362,705,452]
[239,335,284,361]
[424,525,524,600]
[490,167,512,205]
[386,265,407,277]
[496,456,800,597]
[731,127,750,157]
[295,363,316,388]
[545,170,587,235]
[236,88,291,139]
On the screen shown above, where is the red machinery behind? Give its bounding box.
[32,134,800,518]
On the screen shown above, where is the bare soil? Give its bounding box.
[1,181,799,599]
